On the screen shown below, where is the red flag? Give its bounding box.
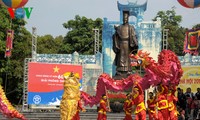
[5,30,14,58]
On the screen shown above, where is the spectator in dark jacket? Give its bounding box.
[195,88,200,100]
[185,94,193,119]
[177,89,187,110]
[190,96,199,120]
[185,87,194,98]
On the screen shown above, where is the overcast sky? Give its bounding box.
[24,0,200,37]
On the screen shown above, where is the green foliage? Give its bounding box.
[154,9,182,28]
[0,5,32,104]
[60,15,103,55]
[37,35,63,54]
[0,5,9,57]
[153,9,186,56]
[192,24,200,29]
[109,98,126,103]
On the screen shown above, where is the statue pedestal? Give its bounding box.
[110,101,123,113]
[112,73,130,80]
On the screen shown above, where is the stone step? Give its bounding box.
[0,112,149,120]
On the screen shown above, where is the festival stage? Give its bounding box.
[0,112,150,120]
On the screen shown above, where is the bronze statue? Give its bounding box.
[112,11,138,79]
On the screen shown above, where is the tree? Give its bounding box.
[60,15,103,55]
[153,8,186,56]
[0,4,32,104]
[37,35,63,54]
[192,24,200,29]
[0,5,9,85]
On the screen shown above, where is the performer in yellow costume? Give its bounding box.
[60,72,81,120]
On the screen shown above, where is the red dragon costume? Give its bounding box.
[132,82,146,120]
[167,86,178,120]
[123,93,133,120]
[79,50,183,119]
[97,95,110,120]
[155,84,169,120]
[72,100,86,120]
[147,92,157,120]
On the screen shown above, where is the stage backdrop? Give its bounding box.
[179,66,200,92]
[28,62,82,105]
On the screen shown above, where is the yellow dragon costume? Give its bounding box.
[60,72,81,120]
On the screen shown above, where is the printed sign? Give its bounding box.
[28,62,82,105]
[179,66,200,92]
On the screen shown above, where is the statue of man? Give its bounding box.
[112,11,138,79]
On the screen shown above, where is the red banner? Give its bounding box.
[28,62,82,92]
[5,30,14,57]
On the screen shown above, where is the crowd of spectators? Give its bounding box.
[177,87,200,120]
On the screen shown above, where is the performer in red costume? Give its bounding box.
[97,94,110,120]
[147,92,157,120]
[123,93,133,120]
[132,82,146,120]
[167,86,178,120]
[72,100,86,120]
[155,84,169,120]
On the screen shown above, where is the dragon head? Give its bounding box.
[130,50,152,68]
